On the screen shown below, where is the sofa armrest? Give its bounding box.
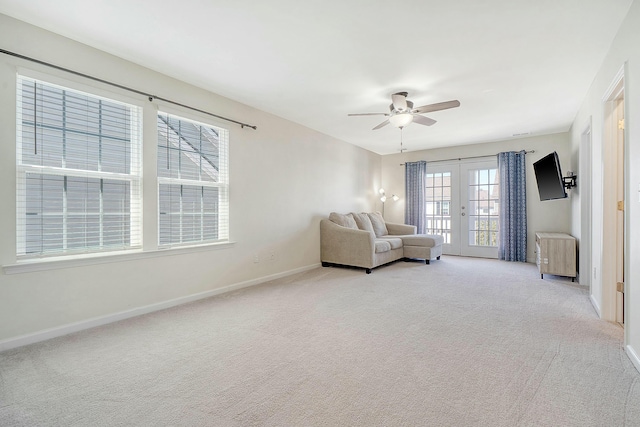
[320,219,375,268]
[386,222,417,235]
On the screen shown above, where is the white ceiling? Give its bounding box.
[0,0,633,154]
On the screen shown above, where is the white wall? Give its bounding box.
[0,14,381,344]
[569,0,640,370]
[381,133,572,264]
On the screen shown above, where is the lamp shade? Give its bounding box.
[389,113,413,128]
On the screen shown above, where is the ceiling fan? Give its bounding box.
[348,92,460,130]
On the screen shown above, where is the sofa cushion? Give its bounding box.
[329,212,358,229]
[400,234,445,247]
[367,211,389,237]
[376,237,403,250]
[374,240,391,253]
[351,212,375,235]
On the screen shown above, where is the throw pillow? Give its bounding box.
[329,212,358,229]
[367,211,389,237]
[350,212,375,236]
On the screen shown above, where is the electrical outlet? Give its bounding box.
[270,252,275,261]
[593,267,597,279]
[253,254,259,263]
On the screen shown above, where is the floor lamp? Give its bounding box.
[379,188,399,217]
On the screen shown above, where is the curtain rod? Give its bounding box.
[0,48,257,130]
[400,150,535,166]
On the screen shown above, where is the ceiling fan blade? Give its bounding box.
[413,100,460,114]
[348,113,389,116]
[391,93,408,111]
[372,119,390,130]
[412,114,437,126]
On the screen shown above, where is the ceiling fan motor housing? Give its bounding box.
[390,100,413,113]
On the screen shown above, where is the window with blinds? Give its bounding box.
[157,112,229,247]
[16,76,142,258]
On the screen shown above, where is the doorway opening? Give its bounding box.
[579,122,592,292]
[425,159,499,259]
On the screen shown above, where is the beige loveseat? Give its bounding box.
[320,212,443,274]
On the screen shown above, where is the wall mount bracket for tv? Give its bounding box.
[563,173,577,190]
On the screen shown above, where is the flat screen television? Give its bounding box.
[533,151,567,201]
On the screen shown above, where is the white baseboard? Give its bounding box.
[590,294,602,318]
[0,263,320,352]
[626,344,640,374]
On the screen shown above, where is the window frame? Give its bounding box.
[8,69,234,272]
[15,74,143,260]
[156,111,230,249]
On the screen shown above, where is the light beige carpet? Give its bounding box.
[1,257,639,426]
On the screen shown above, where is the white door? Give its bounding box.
[424,164,459,255]
[459,161,499,258]
[615,97,625,325]
[425,160,499,259]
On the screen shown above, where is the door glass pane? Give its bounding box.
[467,167,499,247]
[425,172,452,243]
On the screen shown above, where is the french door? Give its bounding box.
[425,160,499,258]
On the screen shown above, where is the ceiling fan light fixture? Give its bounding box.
[389,112,413,128]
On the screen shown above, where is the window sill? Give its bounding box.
[2,241,236,275]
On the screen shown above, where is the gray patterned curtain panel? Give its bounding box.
[404,160,427,234]
[497,151,527,262]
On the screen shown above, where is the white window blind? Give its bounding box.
[157,112,229,247]
[16,76,142,258]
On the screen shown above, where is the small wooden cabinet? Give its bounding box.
[535,232,576,281]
